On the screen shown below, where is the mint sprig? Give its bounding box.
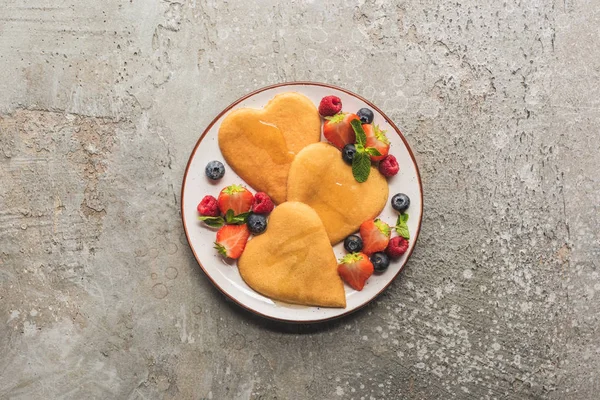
[199,210,250,227]
[350,119,382,182]
[224,209,250,225]
[365,147,382,157]
[198,216,224,228]
[225,210,250,225]
[352,119,367,146]
[395,213,410,239]
[352,152,371,183]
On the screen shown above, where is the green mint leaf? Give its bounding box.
[350,119,367,146]
[365,147,382,157]
[198,216,225,228]
[224,210,250,225]
[237,211,250,221]
[352,152,371,183]
[229,212,250,225]
[395,213,410,239]
[396,225,410,239]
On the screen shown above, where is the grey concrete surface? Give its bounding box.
[1,0,599,399]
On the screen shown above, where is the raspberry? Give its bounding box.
[197,195,220,216]
[318,95,342,117]
[386,236,409,259]
[252,192,274,214]
[379,154,399,177]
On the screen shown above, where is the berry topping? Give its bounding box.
[337,252,374,291]
[391,193,410,213]
[218,184,254,215]
[357,108,374,124]
[247,213,268,235]
[197,195,219,217]
[342,144,357,164]
[344,234,363,253]
[252,192,275,214]
[205,160,225,180]
[363,124,390,161]
[379,154,399,177]
[318,95,343,117]
[214,224,250,259]
[323,112,361,149]
[370,252,390,272]
[386,236,409,259]
[360,219,391,255]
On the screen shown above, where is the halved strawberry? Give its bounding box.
[214,224,250,259]
[363,124,390,161]
[217,184,254,215]
[323,112,361,149]
[360,219,391,255]
[337,252,374,291]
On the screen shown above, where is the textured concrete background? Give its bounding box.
[1,0,599,399]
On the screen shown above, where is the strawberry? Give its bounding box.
[337,252,374,291]
[217,184,254,215]
[360,219,391,255]
[323,112,361,149]
[214,224,250,259]
[363,124,390,161]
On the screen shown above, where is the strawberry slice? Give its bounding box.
[323,112,361,149]
[214,224,250,259]
[360,219,391,255]
[337,252,374,291]
[217,184,254,215]
[363,124,390,161]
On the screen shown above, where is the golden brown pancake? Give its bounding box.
[287,142,389,244]
[218,92,321,204]
[238,202,346,308]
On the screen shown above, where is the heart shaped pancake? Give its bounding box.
[238,202,346,308]
[287,143,389,244]
[218,92,321,204]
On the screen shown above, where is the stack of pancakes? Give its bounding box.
[218,92,388,308]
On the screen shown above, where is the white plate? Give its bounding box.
[181,82,423,323]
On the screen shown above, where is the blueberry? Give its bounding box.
[342,144,357,164]
[205,160,225,180]
[344,234,363,253]
[391,193,410,213]
[357,108,374,124]
[247,213,267,235]
[370,252,390,272]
